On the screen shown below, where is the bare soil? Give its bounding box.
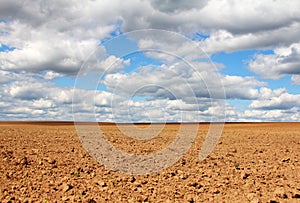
[0,122,299,202]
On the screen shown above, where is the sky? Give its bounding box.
[0,0,300,122]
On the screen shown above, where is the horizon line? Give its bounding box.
[0,120,299,126]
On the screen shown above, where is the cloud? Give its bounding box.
[44,71,62,80]
[1,75,211,122]
[0,0,118,32]
[0,70,17,83]
[222,75,265,99]
[124,1,300,55]
[0,1,118,76]
[7,80,50,100]
[249,87,300,110]
[224,100,300,122]
[32,99,54,108]
[102,61,264,101]
[195,0,300,34]
[0,33,100,75]
[241,109,300,121]
[2,0,300,76]
[124,0,300,36]
[0,77,75,120]
[199,23,300,54]
[248,42,300,79]
[1,0,300,122]
[291,75,300,85]
[150,0,208,13]
[0,67,295,122]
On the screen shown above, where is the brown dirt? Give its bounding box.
[0,122,299,202]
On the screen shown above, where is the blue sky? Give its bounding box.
[0,0,300,122]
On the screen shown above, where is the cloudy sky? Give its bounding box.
[0,0,300,122]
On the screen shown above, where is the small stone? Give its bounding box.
[226,153,234,157]
[188,182,198,187]
[247,193,259,203]
[98,181,107,187]
[185,194,195,203]
[20,157,29,165]
[274,187,287,198]
[137,195,148,202]
[291,189,300,198]
[247,193,256,200]
[241,171,250,179]
[16,157,28,166]
[61,176,68,182]
[188,182,202,189]
[31,149,39,154]
[46,158,56,164]
[23,198,32,203]
[88,199,97,203]
[130,176,136,183]
[212,188,220,194]
[231,148,237,153]
[281,158,290,162]
[179,174,188,180]
[62,183,73,192]
[141,180,148,184]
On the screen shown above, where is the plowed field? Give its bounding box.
[0,122,299,202]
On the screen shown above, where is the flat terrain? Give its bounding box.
[0,122,299,202]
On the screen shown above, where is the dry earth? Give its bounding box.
[0,122,299,202]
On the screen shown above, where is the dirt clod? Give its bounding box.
[98,181,107,187]
[241,171,250,179]
[274,187,288,198]
[62,183,73,192]
[291,189,300,198]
